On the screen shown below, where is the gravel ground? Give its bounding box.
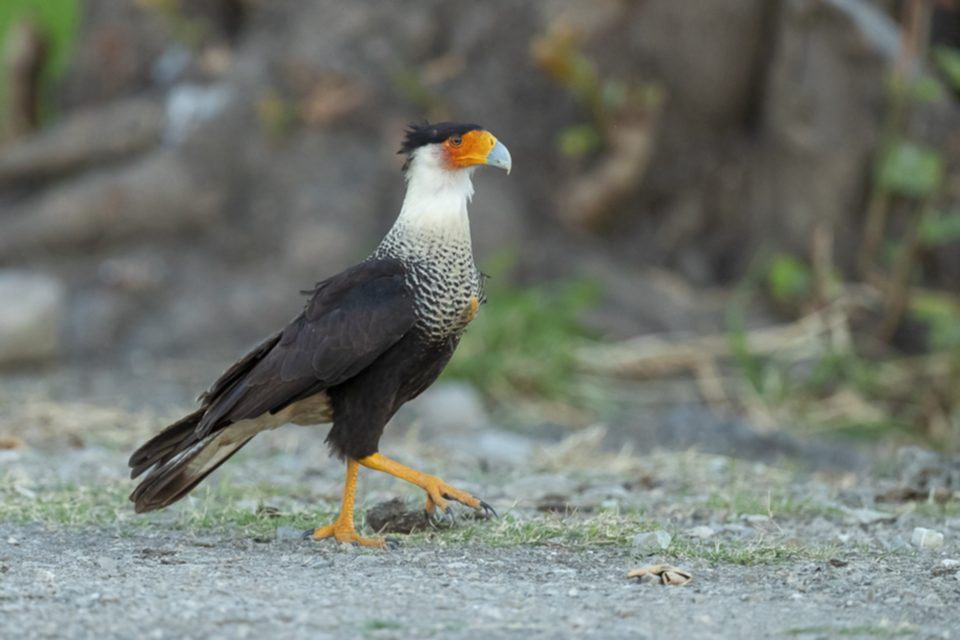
[1,372,960,639]
[1,523,958,640]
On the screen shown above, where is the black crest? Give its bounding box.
[399,121,484,155]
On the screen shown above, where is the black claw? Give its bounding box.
[352,541,360,548]
[479,500,498,519]
[384,538,400,551]
[423,509,431,522]
[301,528,316,540]
[445,505,456,523]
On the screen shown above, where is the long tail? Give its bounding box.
[128,410,254,513]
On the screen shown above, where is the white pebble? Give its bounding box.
[911,527,945,549]
[687,526,715,540]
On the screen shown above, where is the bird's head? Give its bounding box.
[399,121,512,176]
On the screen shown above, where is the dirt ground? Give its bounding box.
[1,368,959,640]
[1,524,957,640]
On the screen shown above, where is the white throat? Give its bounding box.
[380,145,477,256]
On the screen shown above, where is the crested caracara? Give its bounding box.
[128,122,511,548]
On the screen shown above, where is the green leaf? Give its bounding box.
[599,80,627,111]
[767,254,812,304]
[908,293,960,350]
[933,45,960,92]
[0,0,80,125]
[877,141,943,198]
[919,210,960,246]
[911,75,945,103]
[557,124,602,158]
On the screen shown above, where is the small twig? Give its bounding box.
[876,196,929,341]
[2,18,46,141]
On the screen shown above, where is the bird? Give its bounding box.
[128,121,512,548]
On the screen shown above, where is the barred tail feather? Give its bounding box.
[128,413,256,513]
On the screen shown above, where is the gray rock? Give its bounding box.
[502,473,574,503]
[276,527,306,543]
[0,271,64,366]
[436,429,537,464]
[896,446,960,492]
[632,530,672,553]
[648,405,867,470]
[405,382,488,432]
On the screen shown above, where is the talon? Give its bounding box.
[308,460,393,548]
[384,538,400,550]
[301,528,316,540]
[357,453,493,528]
[479,500,498,518]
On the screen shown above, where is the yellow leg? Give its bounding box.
[308,459,394,548]
[358,452,495,518]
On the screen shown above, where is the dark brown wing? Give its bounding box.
[195,257,416,436]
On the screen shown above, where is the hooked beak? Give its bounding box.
[485,140,512,175]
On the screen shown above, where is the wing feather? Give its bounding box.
[195,258,415,436]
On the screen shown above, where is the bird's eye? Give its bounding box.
[449,135,463,147]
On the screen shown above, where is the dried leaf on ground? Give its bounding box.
[0,436,27,449]
[627,563,692,586]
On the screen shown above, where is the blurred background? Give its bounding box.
[2,0,960,469]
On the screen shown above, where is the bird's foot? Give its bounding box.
[421,477,497,523]
[303,520,398,550]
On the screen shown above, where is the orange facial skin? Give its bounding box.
[443,129,498,170]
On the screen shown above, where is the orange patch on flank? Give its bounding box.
[445,130,498,170]
[464,295,479,322]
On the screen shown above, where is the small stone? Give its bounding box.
[567,588,579,597]
[687,526,715,540]
[276,526,306,543]
[35,569,55,583]
[920,593,944,607]
[930,559,960,577]
[7,537,18,546]
[884,534,910,553]
[97,557,117,574]
[632,530,672,553]
[847,508,897,526]
[911,527,945,549]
